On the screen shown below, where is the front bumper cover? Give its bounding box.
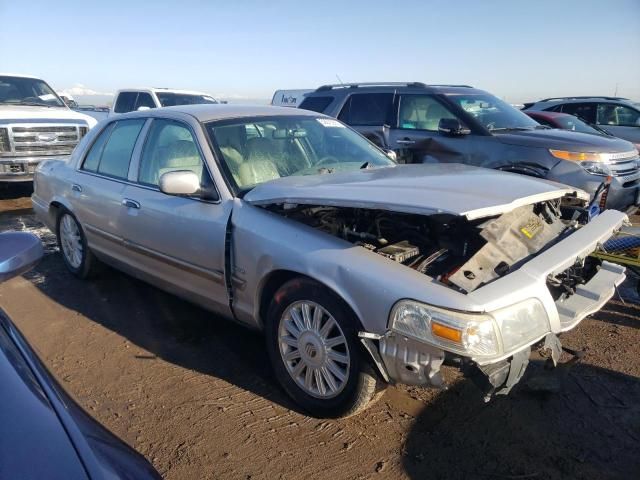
[365,260,625,397]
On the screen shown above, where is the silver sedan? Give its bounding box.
[33,105,626,417]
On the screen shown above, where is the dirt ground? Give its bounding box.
[0,185,639,480]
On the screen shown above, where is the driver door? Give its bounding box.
[387,94,474,164]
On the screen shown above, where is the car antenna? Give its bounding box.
[336,74,344,85]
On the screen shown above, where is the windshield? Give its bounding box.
[0,76,65,107]
[156,92,217,107]
[207,115,395,190]
[447,93,539,131]
[554,115,603,134]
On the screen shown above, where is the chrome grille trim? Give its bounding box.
[0,122,88,157]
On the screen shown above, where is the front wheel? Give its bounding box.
[265,278,384,418]
[56,209,100,279]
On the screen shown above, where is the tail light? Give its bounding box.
[0,128,9,152]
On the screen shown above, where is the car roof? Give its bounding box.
[119,104,324,122]
[116,87,213,96]
[532,97,635,106]
[0,73,44,80]
[305,82,485,96]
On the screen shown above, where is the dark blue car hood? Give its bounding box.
[495,129,636,153]
[0,314,88,479]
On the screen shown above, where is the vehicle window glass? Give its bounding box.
[135,93,156,110]
[558,103,596,124]
[207,115,394,190]
[596,104,640,127]
[114,92,138,113]
[399,95,457,131]
[155,92,217,107]
[97,119,145,179]
[138,119,206,187]
[298,96,333,113]
[0,75,65,107]
[82,123,115,172]
[447,93,538,131]
[338,93,393,126]
[554,115,603,134]
[534,117,555,128]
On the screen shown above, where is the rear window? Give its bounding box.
[82,119,145,179]
[337,93,394,126]
[298,96,333,113]
[98,119,146,179]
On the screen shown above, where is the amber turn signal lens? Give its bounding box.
[431,322,462,343]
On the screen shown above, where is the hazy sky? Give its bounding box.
[1,0,638,102]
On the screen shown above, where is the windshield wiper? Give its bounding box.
[490,127,535,132]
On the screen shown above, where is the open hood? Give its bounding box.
[244,164,588,220]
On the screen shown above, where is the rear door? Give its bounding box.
[337,92,394,148]
[595,103,640,143]
[71,118,147,263]
[387,94,473,164]
[119,117,231,315]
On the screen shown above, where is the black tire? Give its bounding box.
[265,277,384,418]
[56,209,100,279]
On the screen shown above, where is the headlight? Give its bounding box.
[389,299,549,359]
[549,149,640,177]
[579,161,613,176]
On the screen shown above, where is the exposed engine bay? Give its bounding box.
[268,199,600,294]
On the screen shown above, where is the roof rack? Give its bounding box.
[316,82,428,91]
[539,96,630,102]
[315,82,474,91]
[426,84,474,88]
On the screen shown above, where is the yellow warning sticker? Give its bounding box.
[520,217,543,239]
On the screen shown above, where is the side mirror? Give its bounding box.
[383,149,397,161]
[159,170,201,196]
[0,232,44,283]
[438,118,471,136]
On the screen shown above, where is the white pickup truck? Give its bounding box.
[0,74,98,183]
[109,88,218,116]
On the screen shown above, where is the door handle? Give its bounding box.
[397,138,415,145]
[71,184,82,193]
[121,198,141,209]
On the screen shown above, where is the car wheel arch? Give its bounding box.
[257,270,366,333]
[49,199,73,232]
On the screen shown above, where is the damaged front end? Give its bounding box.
[261,193,626,400]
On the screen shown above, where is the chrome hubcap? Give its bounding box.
[278,301,350,399]
[60,214,83,269]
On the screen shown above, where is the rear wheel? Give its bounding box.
[265,277,384,417]
[56,209,100,279]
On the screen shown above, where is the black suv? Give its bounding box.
[299,82,640,211]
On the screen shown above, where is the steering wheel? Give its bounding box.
[316,156,339,167]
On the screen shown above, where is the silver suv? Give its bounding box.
[524,96,640,147]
